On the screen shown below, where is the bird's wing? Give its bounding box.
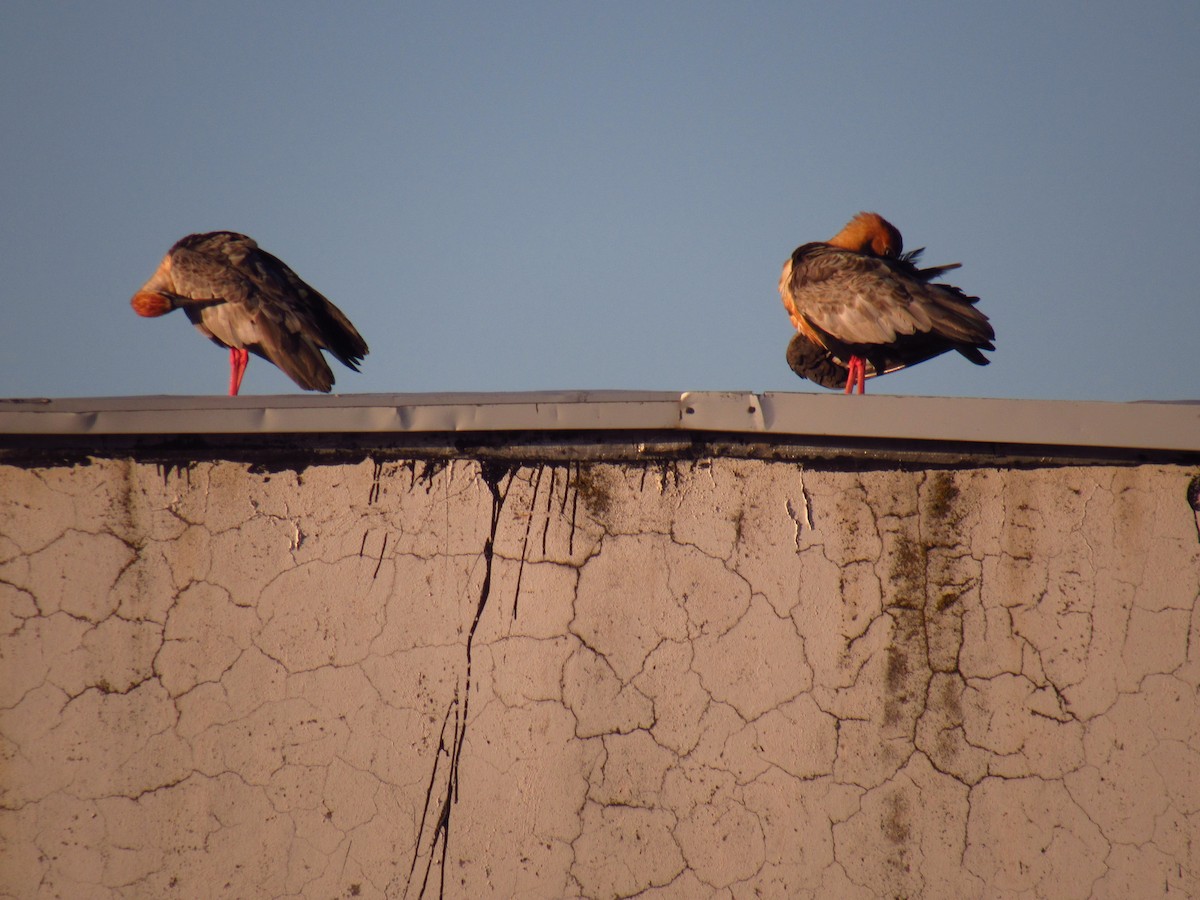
[167,237,257,306]
[785,332,853,389]
[784,244,993,350]
[214,239,368,367]
[256,247,368,368]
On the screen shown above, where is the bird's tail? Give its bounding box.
[901,247,963,281]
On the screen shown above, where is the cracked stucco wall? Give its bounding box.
[1,455,1198,898]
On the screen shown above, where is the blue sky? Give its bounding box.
[2,1,1197,401]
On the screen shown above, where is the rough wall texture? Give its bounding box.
[1,456,1198,899]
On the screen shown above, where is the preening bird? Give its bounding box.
[779,212,994,394]
[131,232,368,395]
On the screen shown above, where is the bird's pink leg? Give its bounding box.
[229,348,249,396]
[844,356,867,395]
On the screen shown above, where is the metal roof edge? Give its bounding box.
[0,391,1198,455]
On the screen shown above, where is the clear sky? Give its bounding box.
[2,1,1197,401]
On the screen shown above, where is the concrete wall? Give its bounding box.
[1,455,1198,898]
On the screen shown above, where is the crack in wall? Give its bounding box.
[405,461,526,899]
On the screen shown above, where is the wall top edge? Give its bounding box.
[1,391,1198,455]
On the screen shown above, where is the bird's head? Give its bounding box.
[130,290,174,317]
[130,253,176,317]
[827,212,903,257]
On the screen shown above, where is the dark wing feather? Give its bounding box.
[785,332,852,389]
[900,246,962,281]
[233,241,369,369]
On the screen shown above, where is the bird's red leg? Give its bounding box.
[844,356,867,395]
[229,348,249,396]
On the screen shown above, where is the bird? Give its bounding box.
[131,232,368,395]
[779,212,994,394]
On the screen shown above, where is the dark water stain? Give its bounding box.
[1188,474,1200,543]
[406,462,513,899]
[883,790,911,845]
[883,609,925,730]
[512,465,546,620]
[889,534,926,612]
[926,472,959,521]
[572,463,613,520]
[156,461,194,487]
[367,459,383,505]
